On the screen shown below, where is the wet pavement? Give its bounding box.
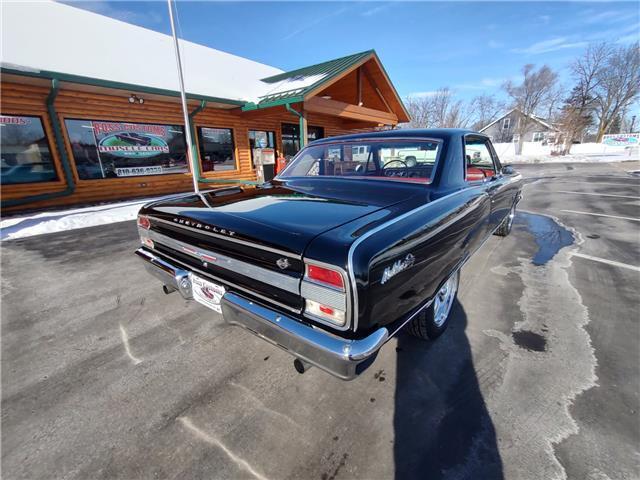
[1,161,639,479]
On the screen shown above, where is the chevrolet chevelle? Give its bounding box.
[135,129,522,379]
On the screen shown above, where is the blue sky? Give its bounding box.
[69,1,639,102]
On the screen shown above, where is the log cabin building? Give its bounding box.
[1,1,409,212]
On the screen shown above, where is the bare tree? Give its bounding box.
[557,43,610,152]
[404,96,432,128]
[469,94,507,131]
[403,88,472,129]
[503,64,559,154]
[593,42,640,142]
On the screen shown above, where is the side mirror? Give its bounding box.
[502,164,515,175]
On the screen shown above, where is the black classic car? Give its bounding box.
[135,129,522,379]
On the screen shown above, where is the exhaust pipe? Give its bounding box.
[293,358,313,374]
[163,285,176,295]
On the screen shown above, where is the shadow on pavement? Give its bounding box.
[393,300,503,479]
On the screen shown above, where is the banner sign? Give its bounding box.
[602,133,639,146]
[64,118,187,180]
[0,116,29,126]
[94,122,170,158]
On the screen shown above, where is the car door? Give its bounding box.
[464,135,513,232]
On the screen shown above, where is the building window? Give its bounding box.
[65,119,187,179]
[1,114,57,185]
[532,132,545,142]
[502,117,511,130]
[197,127,236,172]
[281,123,324,160]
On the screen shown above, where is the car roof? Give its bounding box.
[309,128,486,145]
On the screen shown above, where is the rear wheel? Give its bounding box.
[494,203,516,237]
[408,270,459,340]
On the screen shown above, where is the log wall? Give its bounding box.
[1,80,375,212]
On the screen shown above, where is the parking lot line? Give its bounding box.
[556,191,640,200]
[561,210,640,222]
[558,181,640,187]
[571,252,640,273]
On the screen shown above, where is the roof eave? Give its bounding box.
[0,65,247,107]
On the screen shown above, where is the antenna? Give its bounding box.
[167,0,199,194]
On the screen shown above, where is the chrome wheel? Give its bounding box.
[433,274,458,327]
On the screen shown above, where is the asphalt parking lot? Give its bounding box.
[2,161,639,480]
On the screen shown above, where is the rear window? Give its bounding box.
[279,139,440,183]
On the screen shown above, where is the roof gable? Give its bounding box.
[479,108,559,132]
[255,51,374,105]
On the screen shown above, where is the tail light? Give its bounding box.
[303,262,348,327]
[305,299,346,326]
[137,215,151,230]
[307,264,344,290]
[137,215,153,248]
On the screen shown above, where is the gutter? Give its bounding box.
[285,103,306,148]
[1,66,245,108]
[2,79,76,208]
[241,95,304,112]
[188,101,258,186]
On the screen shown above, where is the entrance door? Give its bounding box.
[249,130,276,181]
[281,123,324,160]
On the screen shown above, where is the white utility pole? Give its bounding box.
[167,0,199,194]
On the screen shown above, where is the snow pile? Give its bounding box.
[493,142,638,164]
[1,197,162,241]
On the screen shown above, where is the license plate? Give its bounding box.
[190,273,225,314]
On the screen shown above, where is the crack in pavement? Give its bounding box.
[178,416,269,480]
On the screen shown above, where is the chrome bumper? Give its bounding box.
[135,247,388,380]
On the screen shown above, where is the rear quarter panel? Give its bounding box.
[353,187,490,333]
[304,186,490,336]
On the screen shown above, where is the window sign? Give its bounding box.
[1,114,57,185]
[64,119,187,179]
[197,127,236,171]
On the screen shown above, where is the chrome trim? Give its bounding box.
[302,258,353,331]
[135,248,192,298]
[137,247,300,314]
[221,292,389,380]
[301,281,347,310]
[143,228,300,295]
[347,187,483,331]
[151,216,302,260]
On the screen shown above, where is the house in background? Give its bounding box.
[480,108,560,144]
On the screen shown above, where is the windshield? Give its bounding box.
[278,139,440,183]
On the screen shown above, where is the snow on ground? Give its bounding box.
[0,197,165,241]
[494,141,639,164]
[506,150,639,164]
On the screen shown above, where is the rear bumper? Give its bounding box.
[135,247,388,380]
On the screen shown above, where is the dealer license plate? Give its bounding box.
[190,273,225,314]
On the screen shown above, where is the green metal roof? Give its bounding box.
[261,50,374,84]
[246,50,375,109]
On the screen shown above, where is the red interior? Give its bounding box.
[466,167,495,181]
